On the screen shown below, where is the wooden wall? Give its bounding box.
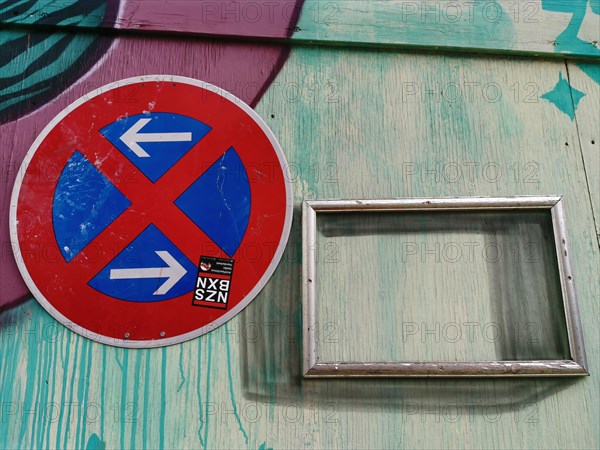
[1,1,599,449]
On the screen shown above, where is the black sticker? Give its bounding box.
[192,256,234,309]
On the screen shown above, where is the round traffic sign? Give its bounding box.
[10,75,293,348]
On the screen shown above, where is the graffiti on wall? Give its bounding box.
[542,0,600,56]
[1,0,598,308]
[540,0,600,117]
[0,0,118,123]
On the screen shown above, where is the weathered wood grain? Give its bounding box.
[566,61,600,244]
[2,1,599,59]
[1,45,598,449]
[0,0,303,38]
[294,0,600,58]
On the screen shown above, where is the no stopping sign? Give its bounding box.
[10,76,293,347]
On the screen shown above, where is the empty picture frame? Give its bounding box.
[302,197,588,377]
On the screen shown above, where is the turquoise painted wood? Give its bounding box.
[294,0,600,58]
[315,210,570,363]
[566,62,600,243]
[2,1,600,59]
[1,38,599,448]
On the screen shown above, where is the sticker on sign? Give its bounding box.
[10,75,293,348]
[193,256,235,309]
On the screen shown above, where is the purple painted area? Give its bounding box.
[0,34,296,309]
[115,0,304,38]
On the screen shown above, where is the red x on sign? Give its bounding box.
[11,76,293,347]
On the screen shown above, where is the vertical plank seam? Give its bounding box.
[564,60,600,249]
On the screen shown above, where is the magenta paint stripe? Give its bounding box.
[113,0,305,39]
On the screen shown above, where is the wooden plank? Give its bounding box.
[567,61,600,243]
[1,44,599,449]
[0,0,303,38]
[2,1,599,59]
[294,0,600,58]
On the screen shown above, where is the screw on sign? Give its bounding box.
[10,76,293,348]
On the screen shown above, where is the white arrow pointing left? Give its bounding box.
[120,118,193,158]
[109,250,187,295]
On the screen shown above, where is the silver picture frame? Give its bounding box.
[302,196,588,377]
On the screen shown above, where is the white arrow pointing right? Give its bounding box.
[109,250,187,295]
[120,118,193,158]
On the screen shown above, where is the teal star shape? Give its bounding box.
[541,73,586,120]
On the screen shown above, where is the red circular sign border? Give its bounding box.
[10,75,294,348]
